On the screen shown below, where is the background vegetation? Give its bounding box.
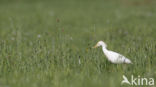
[0,0,156,87]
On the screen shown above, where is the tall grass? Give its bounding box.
[0,0,156,87]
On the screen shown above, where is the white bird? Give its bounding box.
[93,41,132,64]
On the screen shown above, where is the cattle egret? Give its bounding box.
[93,41,132,64]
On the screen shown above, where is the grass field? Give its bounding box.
[0,0,156,87]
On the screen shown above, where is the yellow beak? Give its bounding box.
[92,44,98,48]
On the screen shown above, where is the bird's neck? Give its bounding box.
[102,47,108,53]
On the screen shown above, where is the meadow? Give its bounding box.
[0,0,156,87]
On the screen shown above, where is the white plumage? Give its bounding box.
[93,41,132,64]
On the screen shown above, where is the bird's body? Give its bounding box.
[93,41,132,64]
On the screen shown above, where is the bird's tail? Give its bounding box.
[125,58,132,64]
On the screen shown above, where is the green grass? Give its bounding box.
[0,0,156,87]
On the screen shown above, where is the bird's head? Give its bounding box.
[93,41,107,48]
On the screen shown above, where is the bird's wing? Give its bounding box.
[108,51,123,58]
[108,51,130,63]
[105,50,132,64]
[116,54,132,64]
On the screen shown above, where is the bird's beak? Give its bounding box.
[92,44,98,48]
